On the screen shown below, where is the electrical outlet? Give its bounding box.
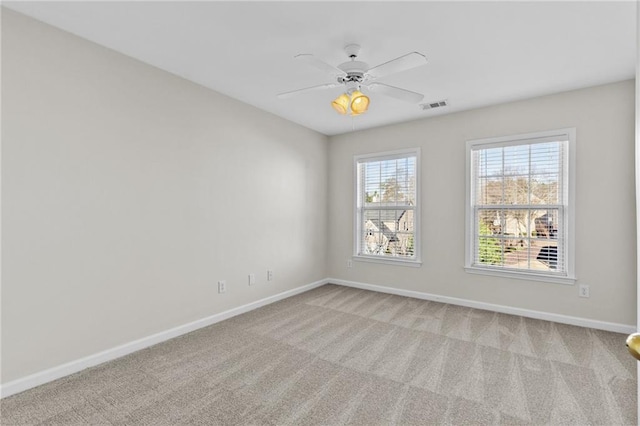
[218,280,226,294]
[579,284,590,298]
[347,259,353,268]
[248,273,255,286]
[267,270,274,282]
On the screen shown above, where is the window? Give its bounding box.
[465,129,575,284]
[355,149,420,266]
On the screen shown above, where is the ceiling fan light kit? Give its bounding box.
[278,44,428,117]
[331,89,370,116]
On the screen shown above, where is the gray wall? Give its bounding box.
[1,10,329,383]
[328,80,636,326]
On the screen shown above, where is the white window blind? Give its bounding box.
[467,130,574,281]
[355,149,420,264]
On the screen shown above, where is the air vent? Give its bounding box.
[420,100,448,110]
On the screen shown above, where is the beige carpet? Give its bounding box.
[1,284,636,425]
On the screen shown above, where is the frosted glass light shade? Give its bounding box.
[331,93,350,114]
[350,90,370,114]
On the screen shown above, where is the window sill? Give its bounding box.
[354,255,422,267]
[464,266,576,285]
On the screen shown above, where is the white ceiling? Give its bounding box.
[4,1,637,136]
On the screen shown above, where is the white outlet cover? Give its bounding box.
[579,284,589,297]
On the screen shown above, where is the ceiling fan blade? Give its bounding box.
[277,82,340,99]
[366,52,427,79]
[295,54,347,78]
[365,83,425,103]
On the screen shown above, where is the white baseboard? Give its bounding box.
[2,276,634,399]
[0,278,328,399]
[329,278,636,334]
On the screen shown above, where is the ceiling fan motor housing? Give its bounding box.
[337,44,368,84]
[337,60,368,84]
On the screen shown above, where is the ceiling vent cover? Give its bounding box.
[421,100,448,110]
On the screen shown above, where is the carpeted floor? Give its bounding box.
[1,284,637,425]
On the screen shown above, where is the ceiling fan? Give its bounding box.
[277,44,428,116]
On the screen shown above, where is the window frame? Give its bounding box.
[464,128,576,284]
[353,148,422,267]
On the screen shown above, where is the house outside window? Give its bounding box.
[355,148,421,266]
[465,129,575,284]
